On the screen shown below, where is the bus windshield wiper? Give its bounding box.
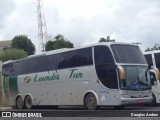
[138,80,150,88]
[122,86,138,91]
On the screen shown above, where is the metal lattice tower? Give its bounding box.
[37,0,47,52]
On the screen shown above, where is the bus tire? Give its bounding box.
[151,93,156,106]
[84,93,98,110]
[16,96,24,109]
[24,95,33,109]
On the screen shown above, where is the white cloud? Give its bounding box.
[0,0,16,37]
[0,0,160,52]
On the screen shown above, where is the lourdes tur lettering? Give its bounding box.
[33,69,84,83]
[34,72,59,82]
[70,69,84,79]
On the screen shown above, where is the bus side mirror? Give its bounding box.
[148,70,157,85]
[117,65,126,80]
[151,66,160,81]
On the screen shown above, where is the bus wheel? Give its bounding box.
[16,96,24,109]
[84,93,98,110]
[151,94,156,106]
[25,95,33,109]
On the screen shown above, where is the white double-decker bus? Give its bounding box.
[1,42,154,110]
[144,50,160,105]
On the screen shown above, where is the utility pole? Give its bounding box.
[37,0,47,52]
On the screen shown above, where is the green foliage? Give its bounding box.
[11,35,36,55]
[99,36,115,43]
[45,34,74,51]
[0,48,27,62]
[145,43,160,52]
[99,37,107,42]
[45,41,55,51]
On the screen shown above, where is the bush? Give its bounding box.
[0,48,28,62]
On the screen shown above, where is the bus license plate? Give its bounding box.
[137,100,144,104]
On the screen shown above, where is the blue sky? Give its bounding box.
[0,0,160,53]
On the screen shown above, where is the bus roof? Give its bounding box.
[2,60,14,65]
[144,50,160,55]
[2,42,137,65]
[45,42,137,55]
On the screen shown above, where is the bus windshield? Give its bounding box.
[120,66,151,90]
[111,44,147,64]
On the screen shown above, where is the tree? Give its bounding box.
[45,34,74,51]
[0,48,27,62]
[99,36,115,42]
[145,43,160,52]
[99,37,107,42]
[11,35,36,55]
[45,41,54,51]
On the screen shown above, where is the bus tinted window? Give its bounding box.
[3,47,93,75]
[94,46,118,89]
[58,50,77,69]
[48,54,60,70]
[2,63,13,76]
[111,45,147,64]
[76,47,93,66]
[22,59,35,74]
[144,54,153,67]
[154,53,160,70]
[49,47,93,70]
[94,46,114,65]
[34,56,49,72]
[15,56,49,75]
[96,65,118,89]
[12,61,23,75]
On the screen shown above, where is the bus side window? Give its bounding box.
[76,47,93,67]
[12,61,23,76]
[22,59,35,74]
[57,47,93,69]
[2,65,7,76]
[34,56,49,72]
[144,54,153,67]
[94,46,118,89]
[154,53,160,70]
[149,71,157,85]
[58,50,77,69]
[48,54,60,70]
[94,46,114,65]
[2,63,13,76]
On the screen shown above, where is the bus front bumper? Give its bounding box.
[120,96,153,105]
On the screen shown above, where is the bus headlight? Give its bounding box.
[118,66,126,80]
[121,94,131,98]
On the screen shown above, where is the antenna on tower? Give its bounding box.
[37,0,47,52]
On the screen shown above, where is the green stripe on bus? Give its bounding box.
[3,77,8,99]
[9,76,18,97]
